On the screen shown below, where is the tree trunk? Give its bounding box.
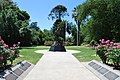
[78,21,80,46]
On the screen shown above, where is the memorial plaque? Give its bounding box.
[24,62,31,68]
[19,62,31,71]
[98,67,108,74]
[13,68,23,76]
[92,63,101,70]
[104,71,119,80]
[88,62,95,66]
[0,61,33,80]
[5,73,18,80]
[0,71,6,78]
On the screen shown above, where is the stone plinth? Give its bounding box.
[49,45,66,52]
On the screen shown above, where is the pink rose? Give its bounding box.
[12,51,15,54]
[105,53,109,56]
[106,46,109,49]
[96,45,101,50]
[0,40,4,44]
[0,56,4,60]
[117,45,120,49]
[101,39,105,44]
[13,44,16,47]
[18,42,20,44]
[114,43,117,46]
[10,47,13,50]
[106,40,110,44]
[4,44,8,48]
[107,44,110,47]
[110,42,114,45]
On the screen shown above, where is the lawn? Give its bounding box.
[13,46,49,65]
[13,46,100,65]
[66,46,101,62]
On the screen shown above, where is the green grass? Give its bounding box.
[66,46,101,62]
[13,46,49,65]
[14,46,100,65]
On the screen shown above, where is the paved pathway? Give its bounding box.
[24,50,100,80]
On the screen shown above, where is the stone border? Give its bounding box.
[83,60,120,80]
[0,60,34,80]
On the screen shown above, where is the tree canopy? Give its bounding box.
[48,5,68,20]
[0,0,30,46]
[74,0,120,43]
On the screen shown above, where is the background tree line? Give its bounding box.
[0,1,77,46]
[73,0,120,45]
[1,0,119,46]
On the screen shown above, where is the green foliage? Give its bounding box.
[89,40,98,47]
[48,5,68,20]
[52,19,66,42]
[96,45,107,63]
[44,41,53,46]
[30,22,45,45]
[96,39,120,68]
[108,49,120,67]
[70,23,77,45]
[52,19,73,44]
[0,1,30,46]
[30,22,40,31]
[0,0,12,10]
[19,27,32,46]
[31,29,45,45]
[49,5,72,46]
[75,0,120,43]
[43,29,54,41]
[0,36,20,68]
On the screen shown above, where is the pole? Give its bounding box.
[76,21,78,46]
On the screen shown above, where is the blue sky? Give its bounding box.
[13,0,85,30]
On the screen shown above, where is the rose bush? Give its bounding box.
[96,39,120,68]
[0,36,20,68]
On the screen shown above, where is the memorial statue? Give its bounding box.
[48,5,70,51]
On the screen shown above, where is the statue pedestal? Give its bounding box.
[49,45,66,52]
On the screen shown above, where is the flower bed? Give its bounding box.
[96,39,120,69]
[0,36,20,68]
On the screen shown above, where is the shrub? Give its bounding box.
[65,42,73,46]
[0,36,20,68]
[96,39,120,68]
[107,48,120,68]
[89,40,98,47]
[44,41,53,46]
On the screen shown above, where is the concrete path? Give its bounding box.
[24,50,100,80]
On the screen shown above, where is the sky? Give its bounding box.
[13,0,85,30]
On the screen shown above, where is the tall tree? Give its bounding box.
[72,8,81,46]
[74,0,120,43]
[48,5,69,46]
[0,1,30,46]
[48,5,68,20]
[30,22,40,31]
[70,23,77,45]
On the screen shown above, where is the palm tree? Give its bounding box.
[72,8,81,46]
